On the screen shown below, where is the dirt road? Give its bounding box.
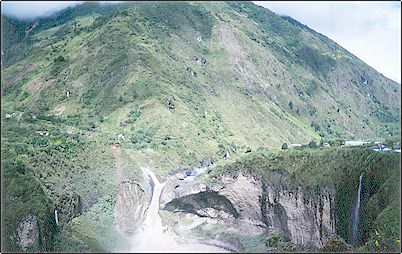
[110,144,123,184]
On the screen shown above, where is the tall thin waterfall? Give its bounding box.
[352,174,363,245]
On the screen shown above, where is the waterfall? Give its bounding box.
[130,167,228,252]
[54,209,59,226]
[352,174,363,245]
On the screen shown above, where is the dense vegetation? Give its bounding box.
[1,1,400,252]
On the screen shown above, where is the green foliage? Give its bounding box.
[322,234,351,252]
[120,109,141,127]
[50,55,68,76]
[130,129,152,148]
[328,139,345,147]
[110,52,127,66]
[264,233,296,252]
[134,2,214,40]
[364,202,400,252]
[1,1,400,252]
[288,100,293,110]
[308,140,318,148]
[306,80,319,97]
[2,160,57,252]
[311,121,321,132]
[14,154,29,174]
[295,46,336,77]
[1,114,119,252]
[69,194,127,252]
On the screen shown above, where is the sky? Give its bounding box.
[1,1,401,83]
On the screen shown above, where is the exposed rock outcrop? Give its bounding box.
[194,56,207,65]
[214,172,263,225]
[185,66,197,77]
[17,214,39,251]
[113,180,150,236]
[163,191,239,219]
[160,176,207,207]
[161,171,335,249]
[260,184,335,248]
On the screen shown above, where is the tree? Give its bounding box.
[308,140,318,148]
[282,143,288,150]
[322,234,351,252]
[15,155,29,174]
[54,55,66,63]
[319,138,325,147]
[288,101,293,110]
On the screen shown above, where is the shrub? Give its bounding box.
[308,140,318,148]
[15,155,29,174]
[288,101,293,110]
[311,121,321,132]
[322,234,351,252]
[130,129,151,146]
[51,55,68,76]
[328,139,345,147]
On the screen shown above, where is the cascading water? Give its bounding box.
[352,174,363,246]
[130,167,227,253]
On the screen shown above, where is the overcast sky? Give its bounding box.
[1,1,401,83]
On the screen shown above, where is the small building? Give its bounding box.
[35,131,49,136]
[185,171,195,177]
[372,144,391,152]
[344,140,370,146]
[323,143,331,148]
[290,144,302,148]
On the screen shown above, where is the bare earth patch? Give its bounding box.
[52,105,66,116]
[26,77,54,94]
[110,144,123,184]
[2,65,36,95]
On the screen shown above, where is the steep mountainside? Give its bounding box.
[1,1,400,253]
[2,2,400,167]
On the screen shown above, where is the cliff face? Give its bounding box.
[161,171,335,249]
[113,180,149,237]
[260,184,335,247]
[1,1,400,252]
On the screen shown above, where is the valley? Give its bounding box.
[1,1,400,253]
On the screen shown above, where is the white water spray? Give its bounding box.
[352,174,363,245]
[54,209,59,226]
[130,167,227,253]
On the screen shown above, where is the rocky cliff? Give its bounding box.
[161,170,335,249]
[113,179,150,237]
[1,1,400,252]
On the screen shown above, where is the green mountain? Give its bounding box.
[1,1,400,253]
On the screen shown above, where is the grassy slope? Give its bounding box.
[1,1,401,252]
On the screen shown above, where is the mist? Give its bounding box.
[1,1,120,20]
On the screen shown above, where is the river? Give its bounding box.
[130,167,228,253]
